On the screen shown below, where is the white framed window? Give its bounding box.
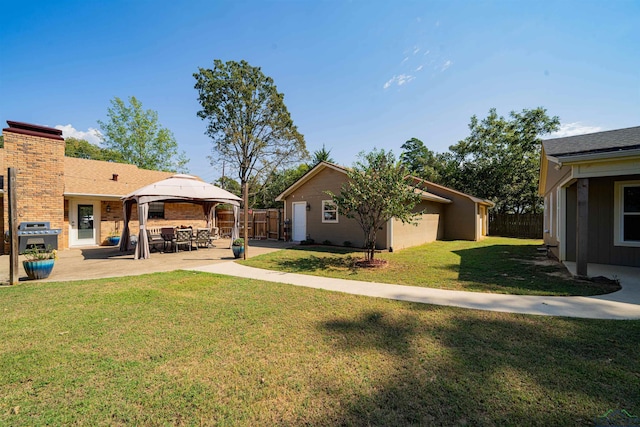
[322,200,338,223]
[614,181,640,247]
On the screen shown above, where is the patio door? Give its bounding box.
[69,199,101,247]
[292,202,307,242]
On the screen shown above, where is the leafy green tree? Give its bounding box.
[0,135,4,148]
[65,137,127,162]
[400,137,441,182]
[309,144,334,166]
[194,59,308,258]
[214,176,242,197]
[444,107,559,214]
[327,149,421,262]
[98,96,189,172]
[251,164,310,208]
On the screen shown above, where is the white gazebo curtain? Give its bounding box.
[230,204,240,249]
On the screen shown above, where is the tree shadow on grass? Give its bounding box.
[310,304,640,426]
[275,255,359,275]
[274,246,363,275]
[452,244,619,295]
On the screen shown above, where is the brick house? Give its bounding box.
[1,121,210,252]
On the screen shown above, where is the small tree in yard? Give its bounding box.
[327,149,422,263]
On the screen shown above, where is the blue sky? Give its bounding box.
[1,0,638,183]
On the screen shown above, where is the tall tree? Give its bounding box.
[65,137,127,163]
[98,96,189,172]
[400,137,441,182]
[194,59,308,258]
[309,144,334,166]
[444,107,559,214]
[327,149,421,262]
[214,176,242,197]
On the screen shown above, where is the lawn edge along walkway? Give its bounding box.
[190,262,640,320]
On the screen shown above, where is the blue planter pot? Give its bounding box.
[232,245,244,259]
[107,236,121,246]
[23,259,55,280]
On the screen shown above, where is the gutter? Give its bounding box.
[551,148,640,166]
[64,193,124,200]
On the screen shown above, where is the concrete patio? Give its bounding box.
[0,239,291,284]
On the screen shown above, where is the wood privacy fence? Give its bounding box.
[216,209,284,240]
[489,213,543,239]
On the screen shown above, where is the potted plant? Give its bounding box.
[107,231,121,246]
[23,246,57,280]
[231,238,245,259]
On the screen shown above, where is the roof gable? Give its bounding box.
[276,161,473,205]
[275,162,348,201]
[409,176,495,207]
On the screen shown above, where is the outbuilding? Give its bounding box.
[275,161,494,251]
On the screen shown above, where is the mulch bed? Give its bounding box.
[355,258,388,268]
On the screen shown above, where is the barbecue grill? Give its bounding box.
[18,221,62,253]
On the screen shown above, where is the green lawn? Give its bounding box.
[241,237,619,296]
[1,272,638,426]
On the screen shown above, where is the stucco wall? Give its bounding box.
[284,167,375,248]
[436,194,475,240]
[391,200,444,250]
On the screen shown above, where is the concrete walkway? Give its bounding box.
[190,262,640,320]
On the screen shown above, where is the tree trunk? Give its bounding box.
[243,180,249,260]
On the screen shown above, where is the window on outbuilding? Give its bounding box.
[322,200,338,223]
[614,181,640,247]
[148,202,165,219]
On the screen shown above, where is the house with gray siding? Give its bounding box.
[538,126,640,275]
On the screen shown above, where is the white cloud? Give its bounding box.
[55,124,102,145]
[549,122,604,138]
[383,74,415,89]
[441,60,452,71]
[413,47,420,55]
[416,65,424,71]
[401,56,409,64]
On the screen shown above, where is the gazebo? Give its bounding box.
[120,174,242,259]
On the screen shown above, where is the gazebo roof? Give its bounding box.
[122,174,241,206]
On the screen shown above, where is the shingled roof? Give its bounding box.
[64,157,173,198]
[543,126,640,157]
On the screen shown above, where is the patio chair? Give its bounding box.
[161,227,176,251]
[194,228,210,249]
[174,228,192,252]
[147,231,165,252]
